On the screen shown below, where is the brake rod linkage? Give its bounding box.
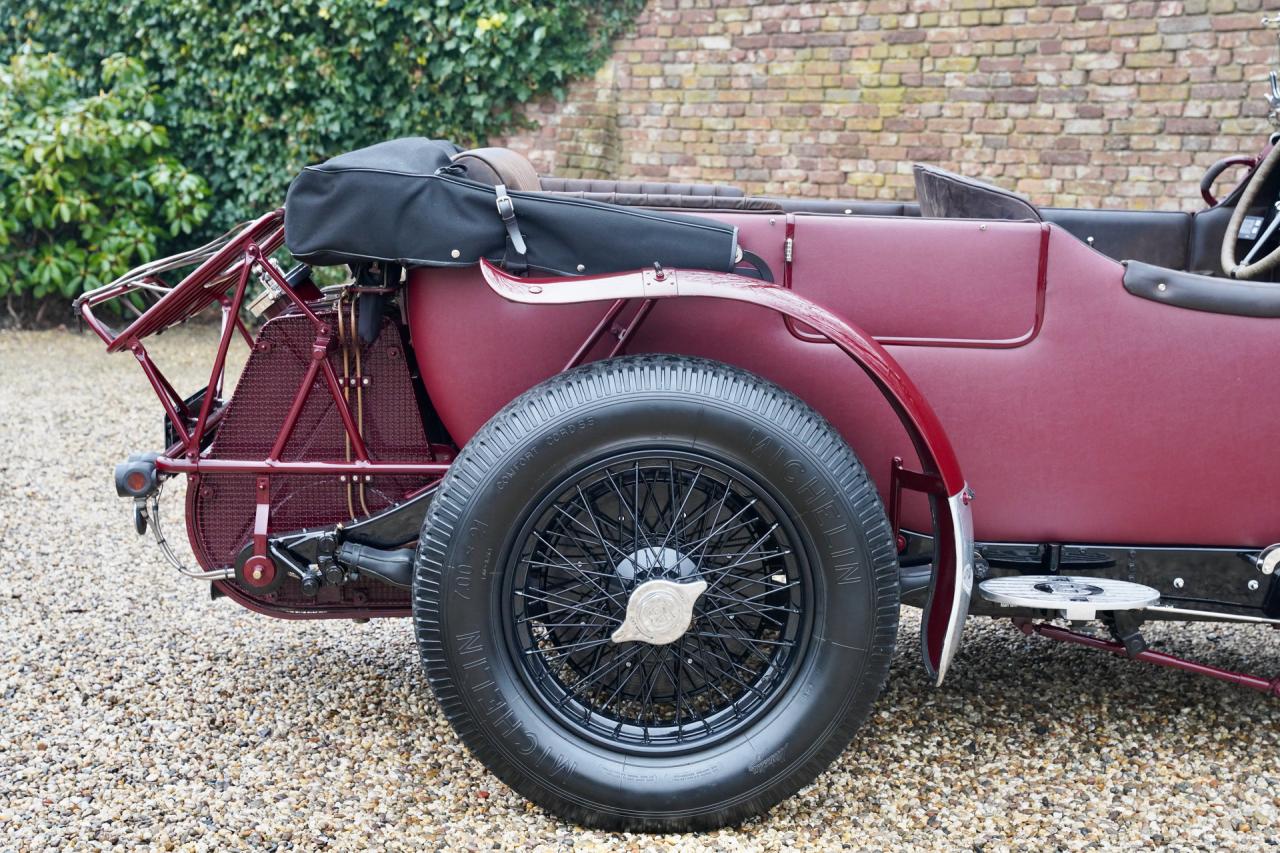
[1013,618,1280,697]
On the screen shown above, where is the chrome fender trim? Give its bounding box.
[923,488,974,685]
[478,260,974,683]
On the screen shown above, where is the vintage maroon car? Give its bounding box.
[76,107,1280,829]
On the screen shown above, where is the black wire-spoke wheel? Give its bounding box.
[414,356,899,832]
[508,451,811,752]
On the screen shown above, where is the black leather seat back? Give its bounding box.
[1042,208,1191,271]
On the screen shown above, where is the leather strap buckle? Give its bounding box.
[494,183,527,256]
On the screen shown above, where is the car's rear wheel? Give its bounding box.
[413,355,898,831]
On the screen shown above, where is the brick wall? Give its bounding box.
[496,0,1280,210]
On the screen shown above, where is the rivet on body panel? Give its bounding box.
[1157,282,1168,292]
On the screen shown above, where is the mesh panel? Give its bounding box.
[188,310,434,609]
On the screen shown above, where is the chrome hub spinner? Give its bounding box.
[611,578,707,645]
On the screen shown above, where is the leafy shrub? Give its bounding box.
[0,50,209,308]
[3,0,644,232]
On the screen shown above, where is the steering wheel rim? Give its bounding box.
[1222,141,1280,279]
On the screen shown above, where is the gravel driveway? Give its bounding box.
[1,327,1278,851]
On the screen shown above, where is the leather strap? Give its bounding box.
[495,183,529,274]
[736,249,775,282]
[495,184,527,255]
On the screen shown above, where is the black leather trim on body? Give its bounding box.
[1187,203,1234,276]
[1123,260,1280,317]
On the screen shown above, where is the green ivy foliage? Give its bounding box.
[3,0,644,232]
[0,50,210,302]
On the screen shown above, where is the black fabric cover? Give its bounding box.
[284,138,739,274]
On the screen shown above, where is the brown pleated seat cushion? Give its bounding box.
[539,177,744,198]
[544,191,782,211]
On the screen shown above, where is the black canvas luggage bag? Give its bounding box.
[284,137,739,275]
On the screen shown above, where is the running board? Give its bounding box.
[979,575,1159,621]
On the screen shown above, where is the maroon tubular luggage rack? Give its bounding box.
[75,211,450,583]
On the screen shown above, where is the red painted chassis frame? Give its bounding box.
[76,210,975,683]
[77,211,451,601]
[76,205,1280,695]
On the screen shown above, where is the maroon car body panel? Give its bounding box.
[408,212,1280,549]
[789,216,1045,346]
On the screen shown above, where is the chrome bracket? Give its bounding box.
[145,484,234,581]
[247,258,286,317]
[1253,543,1280,575]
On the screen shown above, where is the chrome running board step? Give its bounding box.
[979,575,1159,621]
